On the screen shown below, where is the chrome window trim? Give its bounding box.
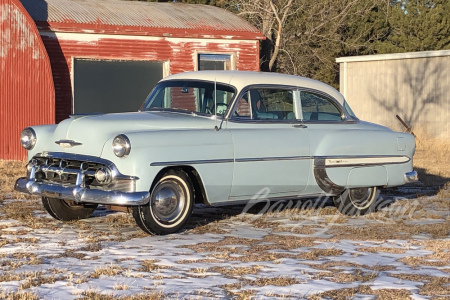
[226,84,356,124]
[298,88,351,123]
[140,79,237,117]
[226,84,300,121]
[227,118,305,125]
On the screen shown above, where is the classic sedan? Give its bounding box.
[15,71,418,234]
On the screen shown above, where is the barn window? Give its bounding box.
[73,59,164,114]
[198,54,233,70]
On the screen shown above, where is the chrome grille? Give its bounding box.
[31,157,107,187]
[27,153,137,193]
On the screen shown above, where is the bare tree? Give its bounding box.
[231,0,389,86]
[231,0,298,71]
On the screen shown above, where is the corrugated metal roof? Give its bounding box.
[20,0,264,39]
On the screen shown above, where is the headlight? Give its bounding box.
[112,134,131,157]
[20,128,36,150]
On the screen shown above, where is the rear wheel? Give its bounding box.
[333,187,380,216]
[132,169,194,235]
[42,197,98,221]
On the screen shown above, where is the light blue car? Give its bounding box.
[15,71,418,234]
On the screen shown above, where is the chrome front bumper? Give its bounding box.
[15,177,150,206]
[404,170,419,183]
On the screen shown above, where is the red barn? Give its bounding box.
[0,0,264,160]
[0,0,54,160]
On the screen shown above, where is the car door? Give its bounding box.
[298,90,389,195]
[226,87,311,200]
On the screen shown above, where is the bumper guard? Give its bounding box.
[404,170,419,183]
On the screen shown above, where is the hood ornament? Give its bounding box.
[55,140,83,148]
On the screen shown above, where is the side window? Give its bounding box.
[233,88,296,121]
[198,54,233,70]
[300,91,343,122]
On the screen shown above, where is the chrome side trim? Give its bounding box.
[312,155,413,194]
[151,155,410,168]
[236,156,310,163]
[151,156,311,166]
[315,155,410,168]
[151,158,234,167]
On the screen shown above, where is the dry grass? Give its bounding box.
[398,240,450,268]
[19,273,59,290]
[0,160,30,203]
[298,248,345,260]
[414,135,450,188]
[328,219,449,240]
[139,259,170,272]
[77,291,164,300]
[187,220,230,234]
[303,261,396,272]
[0,291,39,300]
[357,247,407,254]
[209,265,263,277]
[0,272,22,282]
[113,283,130,290]
[90,264,123,278]
[308,285,412,300]
[104,214,136,227]
[224,289,256,300]
[390,273,450,297]
[0,253,44,270]
[330,269,378,283]
[222,275,304,290]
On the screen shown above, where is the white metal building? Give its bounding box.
[337,50,450,139]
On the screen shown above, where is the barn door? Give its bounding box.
[73,59,163,114]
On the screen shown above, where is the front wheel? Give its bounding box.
[42,197,98,221]
[333,187,380,216]
[132,169,194,235]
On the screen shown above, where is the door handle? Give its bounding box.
[292,124,307,128]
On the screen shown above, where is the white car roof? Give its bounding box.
[161,71,345,105]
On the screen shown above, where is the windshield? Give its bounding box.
[141,80,236,116]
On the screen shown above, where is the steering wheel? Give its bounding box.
[211,103,228,115]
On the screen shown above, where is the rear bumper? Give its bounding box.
[404,170,419,183]
[14,177,150,206]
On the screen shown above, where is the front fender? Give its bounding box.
[100,129,234,202]
[26,124,58,160]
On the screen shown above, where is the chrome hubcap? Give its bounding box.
[349,187,375,209]
[151,181,185,223]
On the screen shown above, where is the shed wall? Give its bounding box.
[0,0,54,160]
[340,55,450,139]
[40,32,260,122]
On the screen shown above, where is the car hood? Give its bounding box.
[49,111,217,157]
